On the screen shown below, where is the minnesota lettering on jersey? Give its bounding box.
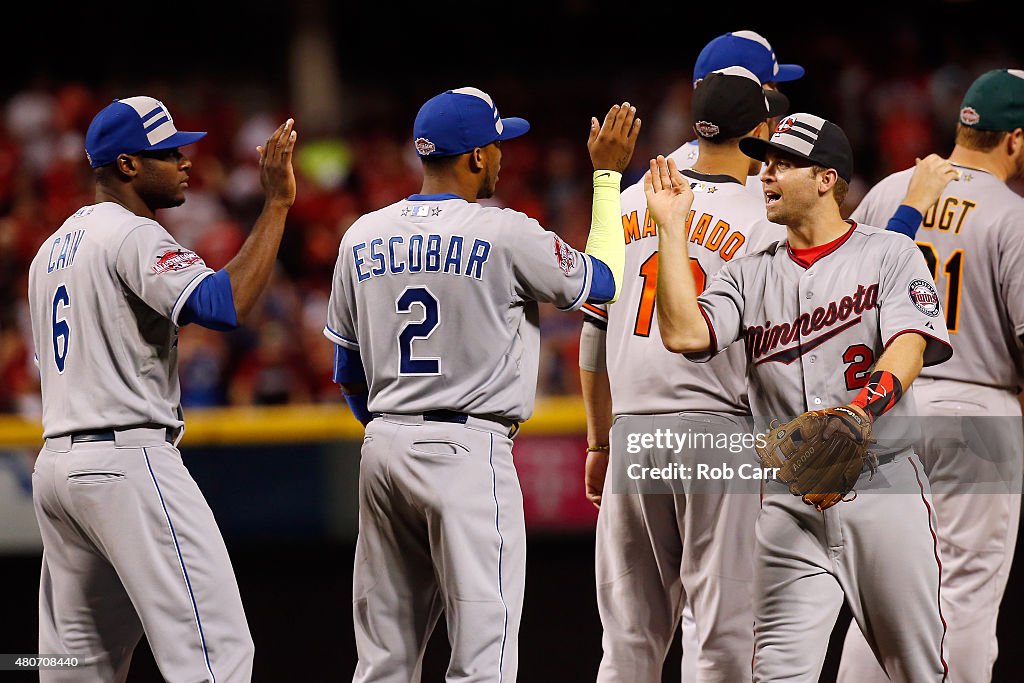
[353,234,492,282]
[622,208,746,261]
[744,283,879,365]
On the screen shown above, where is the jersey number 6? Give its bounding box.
[396,286,440,375]
[633,253,707,337]
[52,284,71,374]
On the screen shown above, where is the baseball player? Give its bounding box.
[324,87,639,683]
[650,114,954,681]
[838,68,1024,683]
[27,97,297,681]
[579,67,788,683]
[674,30,805,197]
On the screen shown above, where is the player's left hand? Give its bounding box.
[588,102,641,174]
[644,155,694,232]
[585,449,609,509]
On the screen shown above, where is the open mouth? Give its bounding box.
[765,190,781,206]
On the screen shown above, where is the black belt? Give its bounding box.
[371,410,473,424]
[70,427,174,444]
[371,410,520,436]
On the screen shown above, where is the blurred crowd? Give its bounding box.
[1,40,1022,416]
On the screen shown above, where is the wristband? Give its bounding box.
[586,445,610,452]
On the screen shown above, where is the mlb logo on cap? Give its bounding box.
[413,87,530,157]
[85,96,207,168]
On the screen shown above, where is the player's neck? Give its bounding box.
[95,186,156,220]
[419,177,478,202]
[691,143,748,185]
[785,207,849,249]
[948,145,1011,182]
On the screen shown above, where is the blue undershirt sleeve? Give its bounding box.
[179,269,238,331]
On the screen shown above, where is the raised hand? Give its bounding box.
[902,153,960,214]
[644,155,694,232]
[588,102,641,173]
[257,118,298,208]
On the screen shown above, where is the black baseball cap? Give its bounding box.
[692,66,789,141]
[739,113,854,182]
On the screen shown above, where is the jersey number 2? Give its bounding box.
[52,284,71,373]
[397,286,440,375]
[633,253,707,337]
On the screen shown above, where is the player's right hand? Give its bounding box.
[902,153,960,213]
[585,449,609,509]
[644,155,694,233]
[588,102,640,174]
[257,118,298,208]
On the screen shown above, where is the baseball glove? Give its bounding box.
[755,404,878,512]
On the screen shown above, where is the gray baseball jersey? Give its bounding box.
[28,202,214,438]
[851,165,1024,390]
[840,166,1024,682]
[583,169,784,415]
[28,201,253,681]
[325,195,600,422]
[692,221,954,681]
[695,223,953,442]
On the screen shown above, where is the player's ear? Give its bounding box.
[751,120,771,140]
[468,147,486,173]
[818,167,839,196]
[116,154,139,177]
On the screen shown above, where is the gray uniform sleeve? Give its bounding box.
[997,211,1024,337]
[509,217,594,311]
[115,222,214,325]
[686,261,745,363]
[878,240,953,366]
[324,239,359,350]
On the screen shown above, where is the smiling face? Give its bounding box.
[760,149,821,224]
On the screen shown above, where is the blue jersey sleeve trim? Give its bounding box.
[586,257,615,304]
[885,204,924,239]
[178,269,237,330]
[323,325,359,350]
[333,345,367,384]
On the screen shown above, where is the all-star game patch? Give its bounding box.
[908,279,940,317]
[553,236,577,276]
[152,249,201,274]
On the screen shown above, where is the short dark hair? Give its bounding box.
[420,153,462,171]
[811,165,849,206]
[955,123,1007,152]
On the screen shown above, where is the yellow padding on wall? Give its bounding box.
[0,398,587,448]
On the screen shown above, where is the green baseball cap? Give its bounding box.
[958,69,1024,132]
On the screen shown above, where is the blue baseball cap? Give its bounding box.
[85,96,207,168]
[413,87,530,157]
[693,30,805,86]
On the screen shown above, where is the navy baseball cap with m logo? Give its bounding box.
[413,87,530,157]
[85,96,207,168]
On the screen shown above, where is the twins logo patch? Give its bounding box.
[553,236,577,276]
[152,249,201,274]
[908,279,940,317]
